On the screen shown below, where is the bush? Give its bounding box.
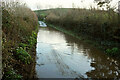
[2,1,38,79]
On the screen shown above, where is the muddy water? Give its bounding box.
[35,27,120,78]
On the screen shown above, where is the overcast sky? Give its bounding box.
[19,0,119,10]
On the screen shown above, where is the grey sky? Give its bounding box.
[20,0,119,10]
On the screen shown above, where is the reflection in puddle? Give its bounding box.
[35,27,120,78]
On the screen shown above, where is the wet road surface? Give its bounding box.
[35,27,120,78]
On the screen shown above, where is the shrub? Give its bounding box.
[2,1,38,79]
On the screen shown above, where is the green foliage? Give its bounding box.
[16,47,32,64]
[19,31,37,49]
[31,31,37,38]
[15,31,37,64]
[19,43,28,49]
[16,31,37,64]
[106,47,120,56]
[4,69,22,80]
[28,31,37,48]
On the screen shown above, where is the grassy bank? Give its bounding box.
[2,1,38,79]
[38,7,120,58]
